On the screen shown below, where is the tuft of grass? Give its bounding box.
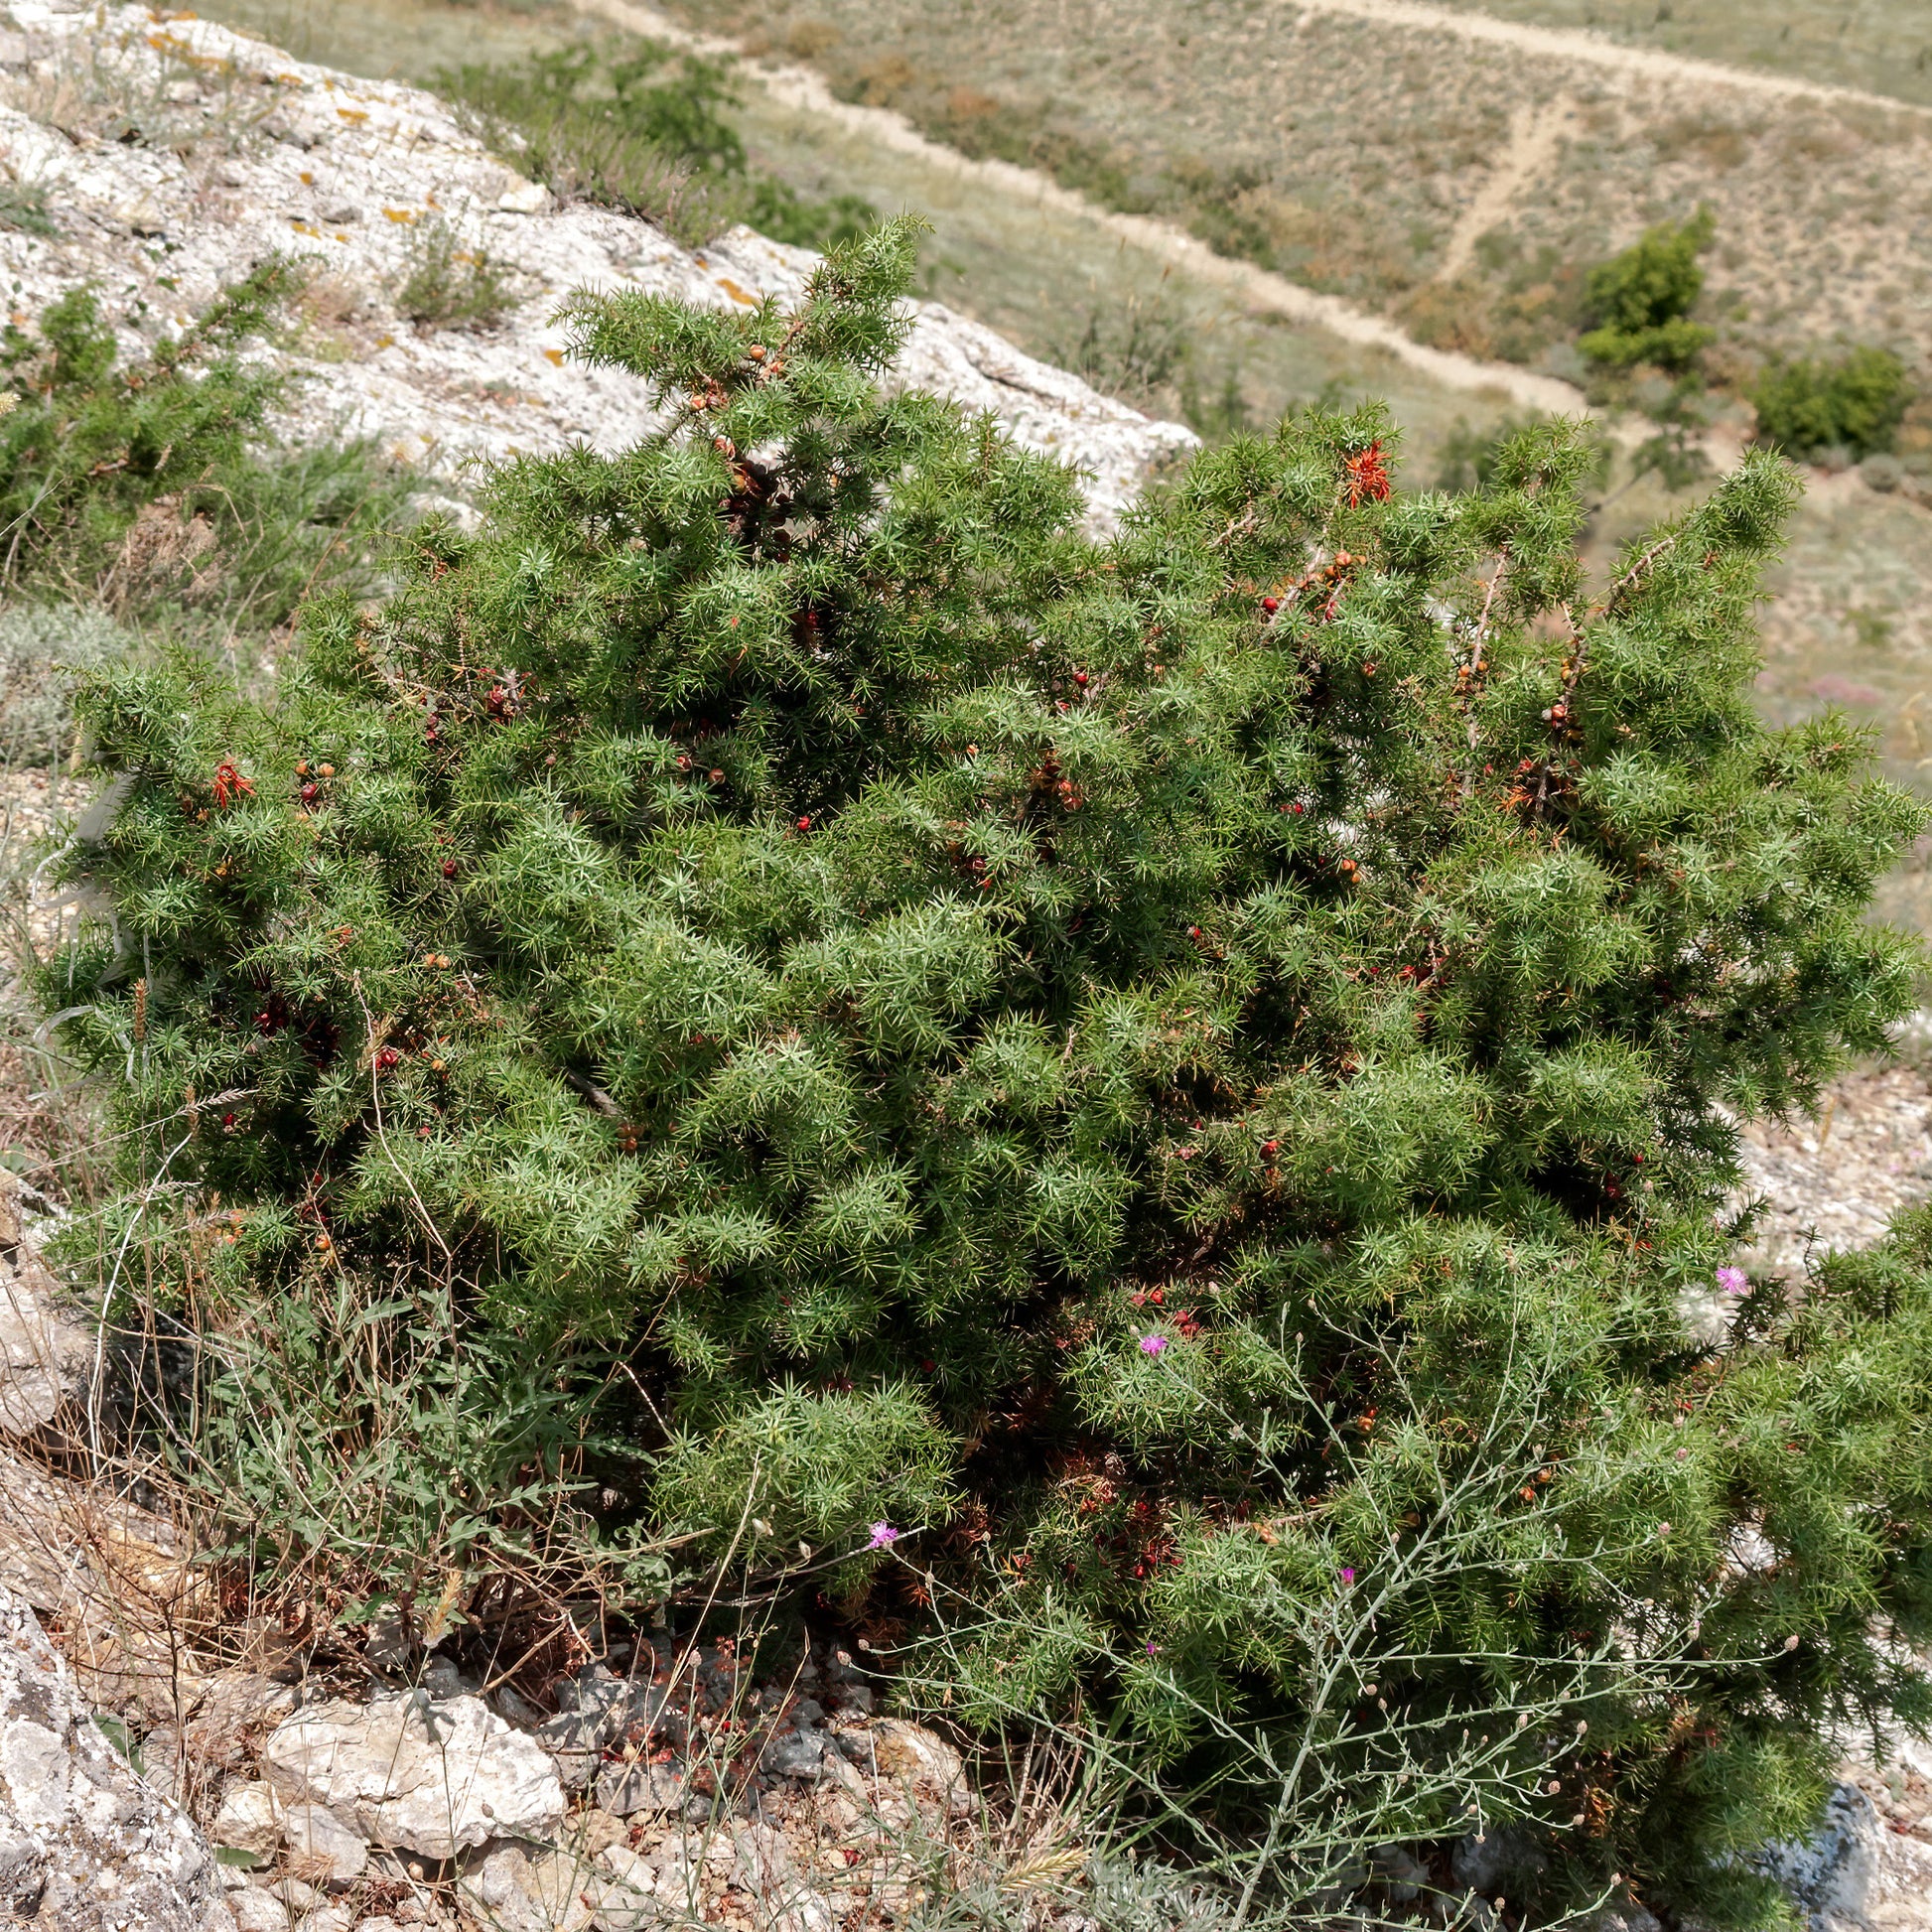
[394,215,522,332]
[0,180,55,238]
[1047,290,1191,410]
[0,23,276,163]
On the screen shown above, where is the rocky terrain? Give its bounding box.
[0,8,1930,1930]
[0,1,1194,530]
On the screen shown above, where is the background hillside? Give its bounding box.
[186,0,1932,927]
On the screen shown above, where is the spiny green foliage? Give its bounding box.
[1751,345,1915,460]
[0,262,405,627]
[440,41,876,251]
[49,219,1932,1922]
[1580,208,1717,371]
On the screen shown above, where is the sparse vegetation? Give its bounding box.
[438,40,877,250]
[0,263,405,628]
[394,215,522,332]
[0,180,55,238]
[1751,345,1916,460]
[647,0,1932,395]
[1047,290,1191,409]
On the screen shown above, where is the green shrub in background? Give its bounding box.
[47,221,1932,1923]
[0,262,406,631]
[1579,208,1717,371]
[1751,345,1915,460]
[440,41,877,251]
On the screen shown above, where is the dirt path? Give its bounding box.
[1434,93,1577,284]
[1290,0,1932,115]
[577,0,1589,418]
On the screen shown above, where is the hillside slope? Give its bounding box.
[0,2,1193,527]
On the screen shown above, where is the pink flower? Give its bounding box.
[1717,1267,1747,1296]
[1139,1334,1169,1356]
[1339,1567,1356,1586]
[867,1522,898,1550]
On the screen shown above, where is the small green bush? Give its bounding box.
[394,216,521,332]
[440,42,877,251]
[49,222,1932,1923]
[1579,208,1717,370]
[1751,345,1915,459]
[0,263,405,626]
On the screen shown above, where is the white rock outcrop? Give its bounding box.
[0,1579,220,1927]
[0,3,1194,529]
[260,1689,565,1859]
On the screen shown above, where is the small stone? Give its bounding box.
[586,1845,662,1931]
[213,1782,286,1857]
[596,1759,686,1816]
[297,1907,354,1932]
[759,1728,827,1779]
[229,1888,292,1932]
[417,1655,474,1701]
[456,1842,599,1932]
[1372,1845,1428,1903]
[319,204,360,225]
[490,1683,545,1728]
[282,1804,368,1882]
[262,1692,564,1859]
[867,1719,972,1819]
[770,1889,840,1932]
[496,180,549,214]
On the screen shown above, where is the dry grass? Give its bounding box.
[1415,0,1932,108]
[0,17,281,167]
[652,0,1932,388]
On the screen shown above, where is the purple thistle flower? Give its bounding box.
[1717,1266,1748,1296]
[1339,1567,1356,1586]
[1139,1334,1169,1356]
[868,1521,899,1550]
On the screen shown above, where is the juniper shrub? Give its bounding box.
[46,220,1932,1921]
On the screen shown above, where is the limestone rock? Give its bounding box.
[0,1579,221,1926]
[457,1842,590,1932]
[1758,1782,1932,1932]
[847,1717,972,1818]
[0,1243,89,1437]
[282,1801,368,1882]
[228,1888,291,1932]
[595,1759,687,1817]
[759,1726,828,1779]
[261,1691,564,1859]
[212,1780,286,1858]
[0,4,1193,536]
